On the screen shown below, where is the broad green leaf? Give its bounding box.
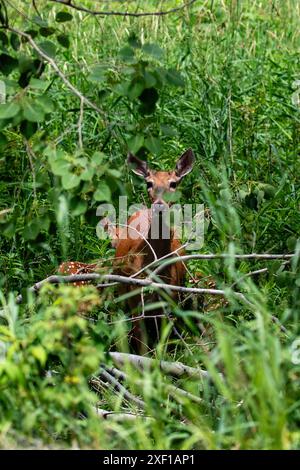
[127,134,144,154]
[106,168,121,178]
[22,99,45,122]
[144,136,162,155]
[128,80,144,100]
[88,65,106,83]
[38,41,56,58]
[119,46,135,62]
[80,167,95,181]
[0,53,18,75]
[165,69,185,87]
[50,159,71,176]
[70,199,88,216]
[92,151,105,165]
[0,102,20,119]
[29,78,50,91]
[144,71,157,88]
[142,43,164,60]
[36,95,55,113]
[55,11,73,22]
[31,346,47,366]
[94,181,111,202]
[23,219,40,240]
[62,172,81,190]
[57,34,70,49]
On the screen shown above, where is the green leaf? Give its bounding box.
[20,120,38,138]
[92,151,105,165]
[144,136,162,155]
[0,53,18,75]
[142,43,164,60]
[61,172,81,190]
[144,71,157,88]
[38,41,56,58]
[128,80,144,100]
[165,69,185,87]
[70,199,88,216]
[127,134,144,154]
[80,167,95,181]
[128,33,141,49]
[119,46,135,63]
[39,27,55,37]
[50,159,71,176]
[36,95,55,113]
[22,99,45,122]
[31,346,47,366]
[94,181,111,202]
[55,11,73,22]
[23,219,40,240]
[57,34,70,49]
[10,33,20,51]
[88,65,106,83]
[0,102,20,119]
[29,78,50,91]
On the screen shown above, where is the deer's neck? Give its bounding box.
[145,211,172,265]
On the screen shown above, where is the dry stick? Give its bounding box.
[108,351,211,380]
[50,0,198,17]
[114,366,203,405]
[97,369,145,409]
[15,272,249,306]
[7,27,106,117]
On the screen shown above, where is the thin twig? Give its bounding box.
[230,267,268,288]
[49,0,198,17]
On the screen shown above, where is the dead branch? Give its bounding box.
[98,368,145,409]
[49,0,198,17]
[95,407,153,421]
[108,351,210,380]
[15,272,248,305]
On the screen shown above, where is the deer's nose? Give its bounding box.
[152,199,168,213]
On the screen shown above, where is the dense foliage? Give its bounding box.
[0,0,299,449]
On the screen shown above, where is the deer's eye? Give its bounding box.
[146,181,153,190]
[169,181,177,189]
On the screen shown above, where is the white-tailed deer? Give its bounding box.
[58,148,195,351]
[113,148,195,350]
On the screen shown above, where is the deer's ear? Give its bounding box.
[175,148,195,179]
[127,153,149,178]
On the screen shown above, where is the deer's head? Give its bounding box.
[127,148,195,211]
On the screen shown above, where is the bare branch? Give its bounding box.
[108,351,211,380]
[95,369,145,409]
[95,407,152,421]
[50,0,198,17]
